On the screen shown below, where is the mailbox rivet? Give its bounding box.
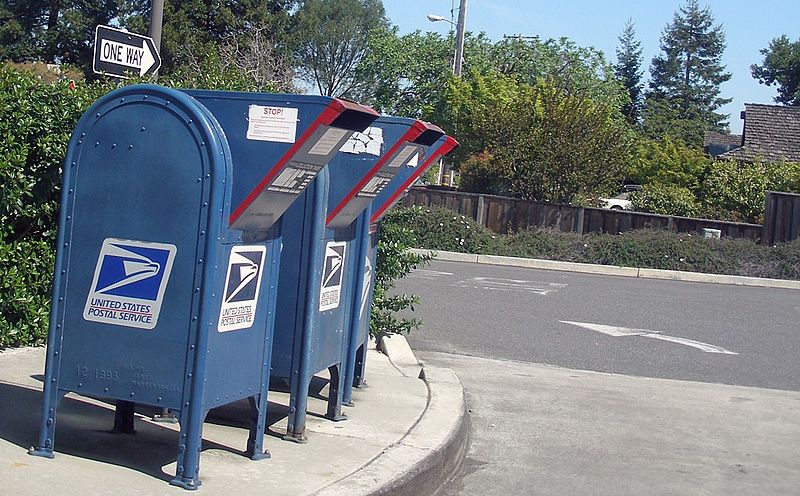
[46,418,53,426]
[96,113,101,118]
[187,373,192,378]
[188,119,193,124]
[58,297,63,302]
[77,383,82,388]
[140,126,146,132]
[190,345,195,349]
[111,143,116,149]
[71,161,76,167]
[49,408,54,414]
[80,133,85,137]
[51,378,56,383]
[205,173,210,178]
[200,230,206,235]
[69,188,74,193]
[64,242,69,247]
[95,141,100,147]
[54,351,58,355]
[191,316,197,322]
[66,216,71,221]
[184,402,189,407]
[157,396,162,402]
[143,95,148,100]
[120,98,125,103]
[77,140,82,145]
[197,177,201,182]
[194,287,200,292]
[200,141,205,147]
[104,387,109,392]
[202,202,208,207]
[179,444,186,452]
[165,100,171,106]
[128,144,134,149]
[62,270,66,274]
[130,392,135,398]
[198,259,203,264]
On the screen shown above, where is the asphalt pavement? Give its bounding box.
[399,258,800,390]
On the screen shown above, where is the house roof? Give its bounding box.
[720,103,800,163]
[704,131,742,148]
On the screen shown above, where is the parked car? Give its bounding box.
[600,192,632,210]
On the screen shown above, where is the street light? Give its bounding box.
[426,13,455,26]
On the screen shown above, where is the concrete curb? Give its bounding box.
[412,248,800,290]
[318,336,468,496]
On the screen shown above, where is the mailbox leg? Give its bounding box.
[325,364,347,422]
[246,395,270,460]
[353,342,369,389]
[113,400,136,434]
[29,389,67,458]
[170,408,207,490]
[283,375,309,444]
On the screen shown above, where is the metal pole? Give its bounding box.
[453,0,468,77]
[148,0,165,80]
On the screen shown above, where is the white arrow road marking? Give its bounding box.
[411,269,454,280]
[455,277,567,295]
[560,321,738,355]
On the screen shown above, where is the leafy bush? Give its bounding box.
[396,206,501,253]
[699,160,800,223]
[629,183,700,217]
[371,207,431,336]
[0,239,54,347]
[458,152,509,196]
[628,137,710,191]
[384,205,800,281]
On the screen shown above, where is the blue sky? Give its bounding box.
[382,0,800,134]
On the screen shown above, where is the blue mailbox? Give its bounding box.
[342,135,460,404]
[271,117,442,442]
[31,84,377,490]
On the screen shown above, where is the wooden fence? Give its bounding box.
[763,191,800,245]
[401,187,765,241]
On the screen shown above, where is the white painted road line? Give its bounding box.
[410,269,455,280]
[561,321,738,355]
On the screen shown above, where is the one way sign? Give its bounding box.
[93,25,161,78]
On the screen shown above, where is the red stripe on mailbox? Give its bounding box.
[325,121,428,226]
[229,101,345,226]
[370,136,459,223]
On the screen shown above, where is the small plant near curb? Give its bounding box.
[371,207,432,337]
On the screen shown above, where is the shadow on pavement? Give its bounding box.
[0,381,287,483]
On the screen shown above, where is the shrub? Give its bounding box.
[371,207,431,336]
[398,205,501,253]
[629,183,700,217]
[0,239,54,348]
[384,205,799,281]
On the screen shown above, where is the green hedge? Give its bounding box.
[390,205,800,281]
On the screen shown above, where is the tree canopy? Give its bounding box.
[615,19,643,125]
[751,35,800,106]
[643,0,731,146]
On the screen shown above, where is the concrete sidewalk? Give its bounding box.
[0,337,466,495]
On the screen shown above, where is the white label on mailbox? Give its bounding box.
[320,241,347,311]
[340,126,383,156]
[308,127,351,156]
[218,245,267,332]
[83,238,177,330]
[246,105,298,143]
[359,255,372,319]
[388,145,419,167]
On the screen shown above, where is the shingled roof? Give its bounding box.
[703,131,742,157]
[720,103,800,163]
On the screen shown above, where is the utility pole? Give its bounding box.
[453,0,468,77]
[148,0,165,81]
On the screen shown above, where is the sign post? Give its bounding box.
[93,25,161,79]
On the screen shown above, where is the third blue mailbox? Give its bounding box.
[342,134,460,404]
[32,85,377,490]
[272,117,443,442]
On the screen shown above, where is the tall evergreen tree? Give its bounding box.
[643,0,731,146]
[615,19,643,125]
[751,35,800,106]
